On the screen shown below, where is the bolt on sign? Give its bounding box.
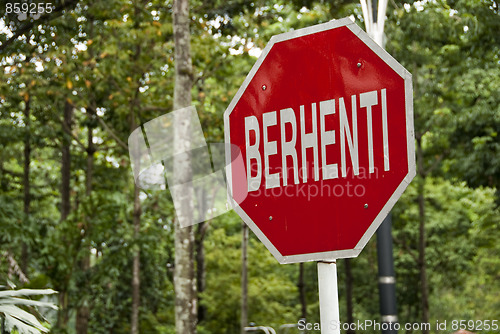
[224,18,415,264]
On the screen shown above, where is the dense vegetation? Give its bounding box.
[0,0,498,333]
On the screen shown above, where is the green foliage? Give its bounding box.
[202,213,301,333]
[392,177,500,325]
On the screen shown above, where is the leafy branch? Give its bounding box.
[0,0,81,53]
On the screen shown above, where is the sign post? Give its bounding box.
[318,261,340,334]
[360,0,400,330]
[224,17,415,334]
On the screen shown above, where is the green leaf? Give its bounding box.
[0,289,57,298]
[1,305,49,333]
[0,297,58,310]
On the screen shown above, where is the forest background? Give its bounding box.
[0,0,499,333]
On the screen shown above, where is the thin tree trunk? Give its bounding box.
[241,223,248,334]
[129,83,142,334]
[196,221,207,323]
[129,2,142,331]
[75,255,90,334]
[56,100,73,331]
[416,137,429,333]
[76,122,94,334]
[61,100,73,220]
[75,9,98,332]
[131,184,141,334]
[344,258,355,334]
[298,263,307,320]
[56,292,70,329]
[173,0,197,333]
[22,94,31,275]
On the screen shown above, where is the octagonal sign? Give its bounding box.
[224,18,415,264]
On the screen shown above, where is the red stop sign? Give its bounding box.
[224,18,415,263]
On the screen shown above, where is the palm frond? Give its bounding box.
[0,289,57,298]
[0,287,57,334]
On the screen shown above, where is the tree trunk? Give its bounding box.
[173,0,197,333]
[76,122,94,334]
[298,263,307,320]
[61,100,73,220]
[22,94,31,276]
[129,92,141,334]
[56,291,69,329]
[131,184,141,334]
[196,221,207,323]
[241,223,248,334]
[130,3,143,333]
[56,100,73,332]
[75,8,98,333]
[416,137,429,333]
[344,258,355,334]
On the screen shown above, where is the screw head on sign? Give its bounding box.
[262,85,267,91]
[364,204,368,209]
[357,62,362,68]
[269,216,273,221]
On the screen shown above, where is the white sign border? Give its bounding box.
[224,17,415,264]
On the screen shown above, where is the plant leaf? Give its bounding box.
[0,305,49,333]
[0,289,57,298]
[0,296,58,309]
[4,313,47,334]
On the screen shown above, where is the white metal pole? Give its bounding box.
[318,261,340,334]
